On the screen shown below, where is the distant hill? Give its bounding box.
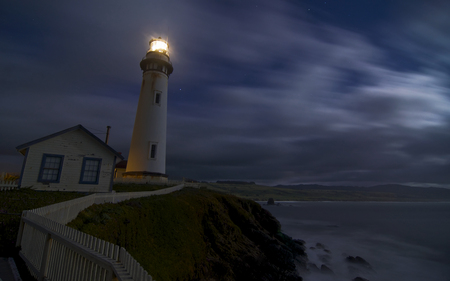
[275,184,450,201]
[217,180,256,185]
[203,182,450,201]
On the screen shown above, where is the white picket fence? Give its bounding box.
[0,180,18,190]
[113,178,201,188]
[16,184,185,281]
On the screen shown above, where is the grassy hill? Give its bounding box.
[0,188,84,256]
[68,188,306,281]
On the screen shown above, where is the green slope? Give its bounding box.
[68,188,306,281]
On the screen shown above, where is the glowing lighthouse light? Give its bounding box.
[149,38,169,55]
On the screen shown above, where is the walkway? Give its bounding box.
[0,257,15,281]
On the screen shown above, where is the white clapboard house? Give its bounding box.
[16,124,123,192]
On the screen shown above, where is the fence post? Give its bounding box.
[106,268,114,281]
[38,233,53,281]
[16,211,27,247]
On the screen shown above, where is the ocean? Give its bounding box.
[262,201,450,281]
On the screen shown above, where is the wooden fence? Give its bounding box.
[16,184,185,281]
[0,180,18,190]
[113,178,201,188]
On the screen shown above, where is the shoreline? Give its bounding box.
[257,200,450,203]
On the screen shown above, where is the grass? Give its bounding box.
[0,183,173,257]
[204,182,403,201]
[0,188,85,256]
[0,188,86,280]
[112,183,176,192]
[67,188,282,281]
[68,188,214,280]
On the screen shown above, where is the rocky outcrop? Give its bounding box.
[346,256,372,268]
[304,241,375,281]
[320,264,334,275]
[353,277,369,281]
[346,255,375,276]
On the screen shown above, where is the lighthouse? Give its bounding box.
[124,38,173,181]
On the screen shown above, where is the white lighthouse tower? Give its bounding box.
[124,37,173,181]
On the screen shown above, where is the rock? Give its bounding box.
[250,228,272,243]
[294,239,306,245]
[267,198,275,205]
[314,242,331,253]
[318,254,331,264]
[294,257,308,272]
[346,256,375,275]
[253,208,281,234]
[353,277,369,281]
[320,264,334,275]
[308,263,320,272]
[345,256,372,269]
[316,243,326,249]
[293,239,306,255]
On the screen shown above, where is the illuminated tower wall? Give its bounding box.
[125,38,173,179]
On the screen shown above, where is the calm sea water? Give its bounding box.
[262,202,450,281]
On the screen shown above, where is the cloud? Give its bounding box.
[1,0,449,186]
[391,1,450,69]
[164,1,450,184]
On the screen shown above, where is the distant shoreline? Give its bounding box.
[203,182,450,202]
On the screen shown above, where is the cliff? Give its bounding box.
[68,188,307,281]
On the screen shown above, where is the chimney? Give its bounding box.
[105,126,111,144]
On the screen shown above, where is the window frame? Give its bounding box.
[148,142,158,160]
[38,154,64,183]
[79,157,102,185]
[153,91,162,106]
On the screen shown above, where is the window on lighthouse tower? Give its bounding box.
[148,141,158,159]
[150,144,156,159]
[154,91,161,105]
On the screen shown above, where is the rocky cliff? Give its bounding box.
[68,188,307,281]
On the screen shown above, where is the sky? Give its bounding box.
[1,0,449,187]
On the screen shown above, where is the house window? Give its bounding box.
[154,91,161,105]
[149,142,157,159]
[38,154,64,183]
[79,157,102,184]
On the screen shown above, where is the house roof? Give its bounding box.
[115,160,128,169]
[16,124,124,159]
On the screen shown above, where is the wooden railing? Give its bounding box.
[16,184,185,281]
[0,180,18,190]
[113,178,201,188]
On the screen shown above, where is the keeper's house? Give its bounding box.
[16,124,123,192]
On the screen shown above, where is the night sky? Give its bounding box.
[1,1,449,187]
